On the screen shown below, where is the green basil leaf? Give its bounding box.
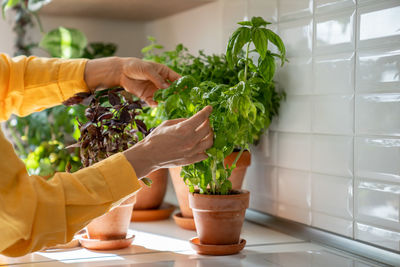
[251,16,270,27]
[27,0,51,12]
[232,27,251,64]
[259,53,275,82]
[226,28,241,68]
[40,27,87,58]
[140,177,153,187]
[237,20,252,26]
[252,28,268,59]
[264,29,286,66]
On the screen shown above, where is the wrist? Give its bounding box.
[122,139,158,178]
[84,57,124,92]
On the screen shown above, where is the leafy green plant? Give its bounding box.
[64,89,152,186]
[154,16,287,195]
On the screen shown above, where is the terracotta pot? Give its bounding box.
[189,190,249,245]
[169,151,251,219]
[224,150,251,189]
[134,169,168,210]
[86,201,134,240]
[170,166,193,218]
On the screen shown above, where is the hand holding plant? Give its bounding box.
[84,57,181,106]
[123,106,213,178]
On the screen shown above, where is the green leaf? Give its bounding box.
[264,29,286,65]
[252,28,268,59]
[140,177,153,187]
[226,28,241,68]
[259,53,275,82]
[27,0,51,12]
[237,20,252,26]
[2,0,21,18]
[251,16,271,27]
[232,27,251,65]
[39,27,87,58]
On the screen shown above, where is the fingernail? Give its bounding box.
[162,82,169,88]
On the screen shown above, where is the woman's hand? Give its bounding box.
[84,57,180,106]
[123,106,214,178]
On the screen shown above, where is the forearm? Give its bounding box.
[84,57,126,92]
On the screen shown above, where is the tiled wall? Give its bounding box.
[242,0,400,252]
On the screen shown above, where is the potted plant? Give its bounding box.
[64,88,152,250]
[141,37,252,230]
[154,16,287,255]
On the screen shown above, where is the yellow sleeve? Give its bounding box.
[0,53,89,121]
[0,54,142,256]
[0,129,141,257]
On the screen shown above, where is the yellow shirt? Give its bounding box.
[0,54,141,257]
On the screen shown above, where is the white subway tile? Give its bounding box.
[315,10,355,53]
[278,133,311,171]
[312,212,353,237]
[355,137,400,183]
[355,222,400,251]
[245,164,278,202]
[277,95,312,133]
[278,203,312,225]
[248,0,278,23]
[311,135,354,177]
[311,173,353,219]
[278,168,311,208]
[355,93,400,136]
[312,95,354,135]
[278,0,313,21]
[278,57,313,95]
[278,18,313,57]
[356,48,400,94]
[314,52,355,94]
[358,2,400,48]
[355,179,400,231]
[315,0,356,14]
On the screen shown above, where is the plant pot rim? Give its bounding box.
[191,189,249,198]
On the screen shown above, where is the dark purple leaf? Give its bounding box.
[108,91,121,106]
[119,109,132,123]
[135,119,148,135]
[98,112,113,121]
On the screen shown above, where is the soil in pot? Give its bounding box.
[189,189,250,246]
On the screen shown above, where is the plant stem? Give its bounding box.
[232,147,245,167]
[211,158,217,194]
[244,42,250,82]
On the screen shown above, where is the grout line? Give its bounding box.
[244,241,309,247]
[352,0,359,241]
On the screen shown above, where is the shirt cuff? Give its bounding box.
[92,153,142,202]
[58,59,90,101]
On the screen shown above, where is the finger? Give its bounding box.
[163,118,186,126]
[194,118,211,142]
[166,67,181,82]
[192,132,214,154]
[180,106,212,129]
[145,69,169,89]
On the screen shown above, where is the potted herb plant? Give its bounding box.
[64,88,152,250]
[154,16,286,255]
[141,37,252,230]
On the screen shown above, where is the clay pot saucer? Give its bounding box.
[173,212,196,230]
[190,237,246,256]
[78,232,135,250]
[131,203,175,222]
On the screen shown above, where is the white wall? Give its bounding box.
[0,12,147,58]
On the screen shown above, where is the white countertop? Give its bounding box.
[0,217,384,267]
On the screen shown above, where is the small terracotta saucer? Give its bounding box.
[190,237,246,256]
[131,203,175,222]
[78,233,135,250]
[173,212,196,230]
